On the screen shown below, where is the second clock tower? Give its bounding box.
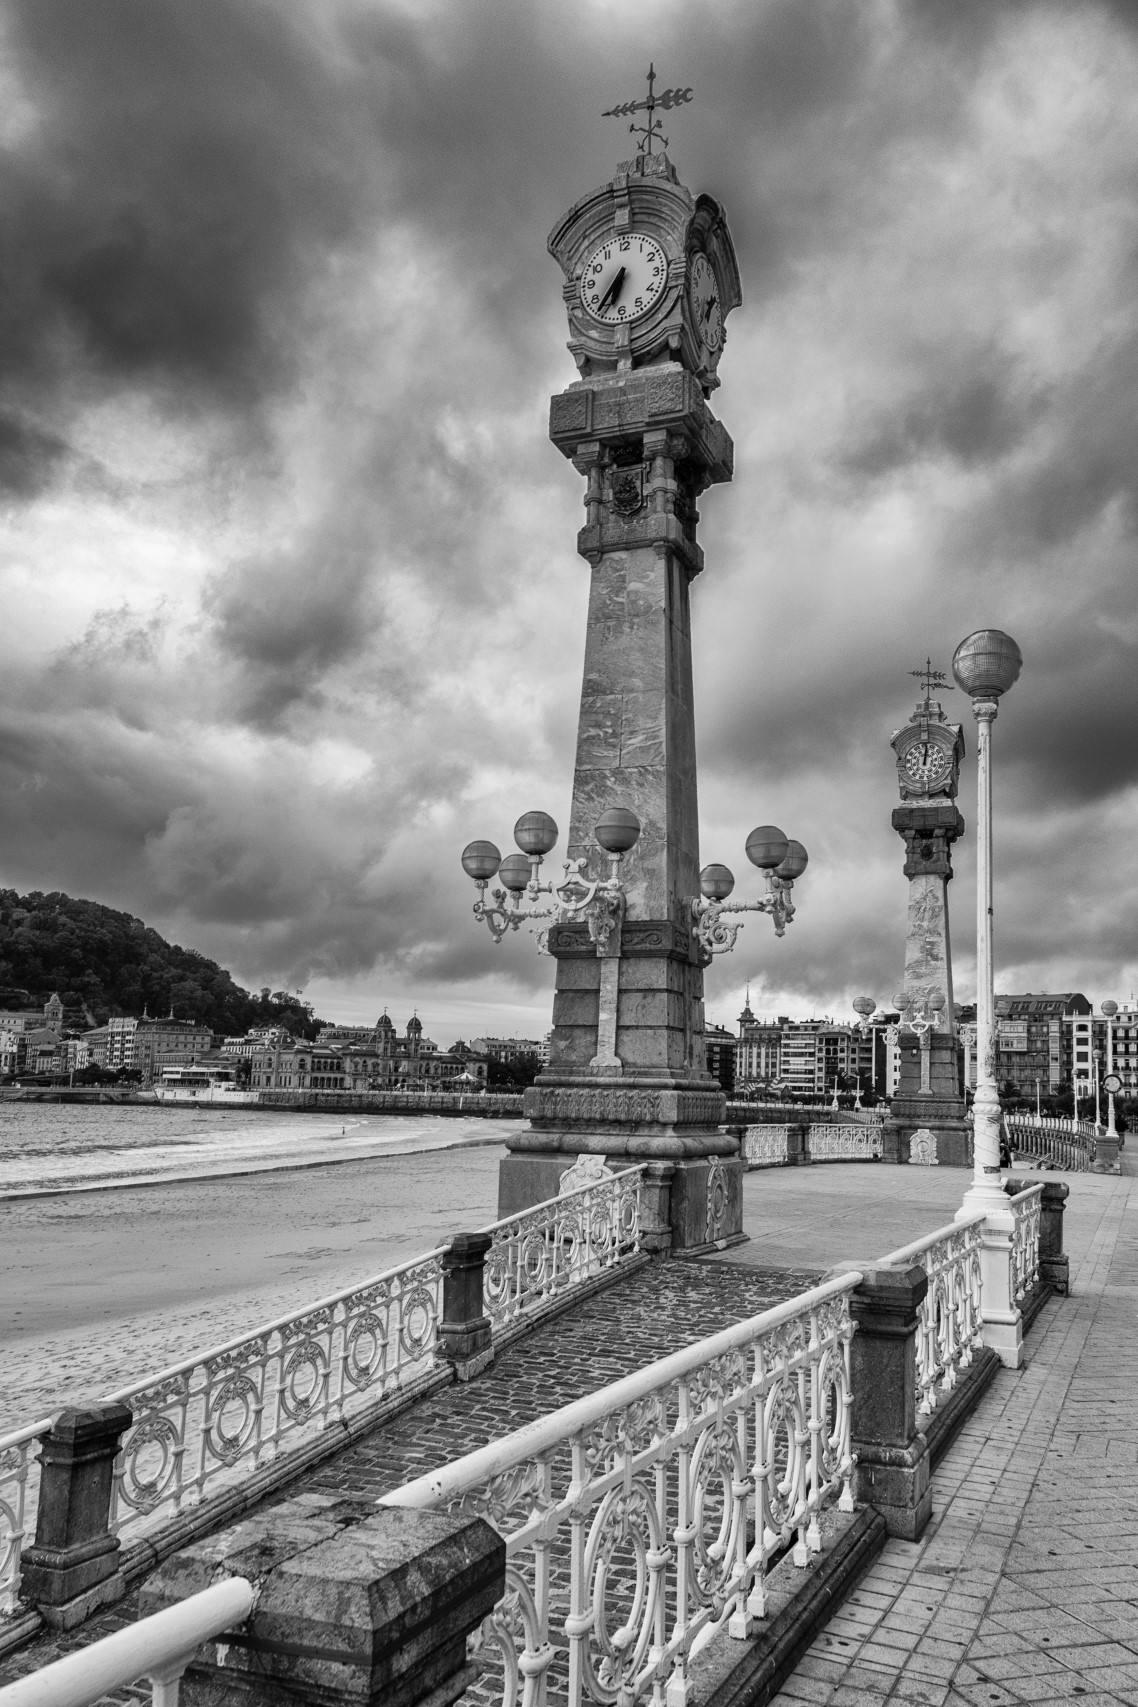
[884,669,971,1167]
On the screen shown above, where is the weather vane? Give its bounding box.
[602,64,693,161]
[909,658,953,704]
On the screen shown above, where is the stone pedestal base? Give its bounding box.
[884,1104,972,1168]
[497,1150,743,1255]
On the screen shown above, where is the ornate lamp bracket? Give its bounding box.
[688,826,807,963]
[462,809,640,959]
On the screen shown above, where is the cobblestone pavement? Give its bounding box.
[773,1167,1138,1707]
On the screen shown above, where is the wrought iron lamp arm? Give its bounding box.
[691,874,797,958]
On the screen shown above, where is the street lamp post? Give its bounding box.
[1103,1000,1119,1141]
[952,629,1023,1215]
[1094,1047,1103,1135]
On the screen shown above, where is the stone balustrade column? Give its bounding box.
[845,1263,932,1540]
[19,1402,133,1629]
[438,1232,494,1381]
[975,1200,1023,1368]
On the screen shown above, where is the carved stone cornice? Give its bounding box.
[546,918,694,962]
[524,1084,725,1128]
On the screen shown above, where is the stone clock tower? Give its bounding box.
[497,141,747,1251]
[883,670,971,1167]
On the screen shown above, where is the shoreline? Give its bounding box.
[0,1127,513,1202]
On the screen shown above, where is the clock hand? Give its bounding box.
[701,294,716,325]
[598,266,626,311]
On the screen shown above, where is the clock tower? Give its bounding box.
[883,666,971,1167]
[498,110,749,1251]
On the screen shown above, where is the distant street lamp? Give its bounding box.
[1093,1046,1103,1134]
[1103,1000,1120,1141]
[952,628,1023,1211]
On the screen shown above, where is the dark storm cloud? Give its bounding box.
[1,0,363,407]
[3,0,1138,1029]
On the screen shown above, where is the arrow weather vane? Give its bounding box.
[603,64,693,160]
[910,658,953,704]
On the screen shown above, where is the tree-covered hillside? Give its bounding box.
[0,890,325,1038]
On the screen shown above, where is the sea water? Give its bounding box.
[0,1102,523,1194]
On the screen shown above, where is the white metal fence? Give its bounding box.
[381,1275,858,1707]
[1004,1114,1094,1172]
[807,1125,882,1162]
[0,1169,645,1617]
[1010,1183,1044,1303]
[741,1125,790,1165]
[878,1214,985,1417]
[484,1169,643,1331]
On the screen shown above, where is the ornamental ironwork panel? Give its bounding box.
[380,1276,858,1707]
[742,1125,790,1166]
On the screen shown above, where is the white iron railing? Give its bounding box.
[808,1125,882,1162]
[877,1214,985,1417]
[0,1420,49,1615]
[741,1125,790,1166]
[380,1274,859,1707]
[483,1168,643,1330]
[2,1171,648,1611]
[1004,1114,1093,1172]
[103,1246,449,1535]
[0,1577,254,1707]
[1009,1183,1044,1302]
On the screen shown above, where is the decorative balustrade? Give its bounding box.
[483,1167,643,1331]
[807,1125,882,1162]
[1004,1115,1094,1172]
[103,1249,449,1539]
[742,1124,790,1166]
[1010,1183,1044,1302]
[877,1214,985,1417]
[0,1418,49,1614]
[381,1274,858,1707]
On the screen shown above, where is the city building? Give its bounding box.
[703,1024,736,1095]
[958,994,1093,1096]
[732,999,880,1099]
[470,1036,544,1064]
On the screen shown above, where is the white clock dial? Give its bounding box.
[688,252,722,352]
[580,233,668,325]
[904,743,950,784]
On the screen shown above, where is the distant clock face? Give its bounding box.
[688,252,722,352]
[904,743,950,785]
[580,233,668,325]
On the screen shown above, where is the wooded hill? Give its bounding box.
[0,889,324,1039]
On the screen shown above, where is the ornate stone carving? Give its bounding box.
[526,1086,724,1126]
[610,466,645,515]
[558,1153,614,1194]
[705,1158,729,1243]
[909,1128,939,1166]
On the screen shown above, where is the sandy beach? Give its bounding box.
[1,1143,507,1426]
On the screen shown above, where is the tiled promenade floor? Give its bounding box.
[3,1157,1135,1707]
[768,1166,1138,1707]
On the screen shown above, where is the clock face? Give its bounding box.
[688,252,722,352]
[904,743,950,785]
[580,233,669,325]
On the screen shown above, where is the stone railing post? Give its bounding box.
[638,1160,674,1253]
[788,1122,808,1165]
[439,1232,494,1381]
[19,1402,133,1629]
[975,1199,1023,1369]
[1036,1178,1070,1294]
[140,1496,505,1707]
[845,1263,932,1540]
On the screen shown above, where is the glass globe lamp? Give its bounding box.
[496,853,532,893]
[699,863,735,901]
[594,806,641,854]
[745,825,789,870]
[514,811,558,855]
[461,841,502,881]
[775,840,808,880]
[952,630,1023,699]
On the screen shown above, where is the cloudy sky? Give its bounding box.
[2,0,1137,1044]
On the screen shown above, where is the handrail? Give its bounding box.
[100,1247,448,1406]
[0,1419,52,1457]
[381,1270,862,1510]
[474,1162,644,1239]
[0,1578,254,1707]
[877,1209,986,1268]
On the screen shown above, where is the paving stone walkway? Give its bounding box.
[772,1169,1138,1707]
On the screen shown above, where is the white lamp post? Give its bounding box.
[1103,1000,1119,1140]
[953,628,1022,1213]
